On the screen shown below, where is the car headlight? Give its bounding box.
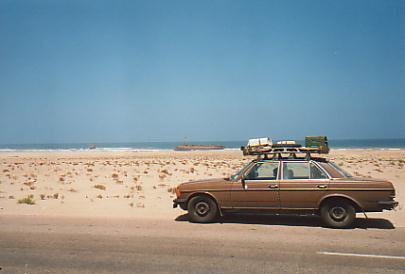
[175,185,181,198]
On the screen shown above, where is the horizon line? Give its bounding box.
[1,137,405,146]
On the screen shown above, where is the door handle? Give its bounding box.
[268,185,279,189]
[317,184,327,189]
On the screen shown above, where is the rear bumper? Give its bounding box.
[173,198,187,209]
[378,200,399,210]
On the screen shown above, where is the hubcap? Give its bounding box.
[195,201,210,216]
[330,206,346,221]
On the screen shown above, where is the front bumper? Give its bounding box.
[173,198,187,209]
[378,200,399,210]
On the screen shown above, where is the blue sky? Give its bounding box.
[0,0,404,144]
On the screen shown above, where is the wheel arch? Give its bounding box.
[187,192,223,216]
[318,194,364,212]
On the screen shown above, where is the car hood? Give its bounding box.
[179,178,229,190]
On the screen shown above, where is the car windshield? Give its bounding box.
[230,162,253,181]
[329,162,353,178]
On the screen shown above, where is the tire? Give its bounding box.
[320,200,356,228]
[187,195,218,223]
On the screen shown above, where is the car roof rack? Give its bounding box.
[241,136,329,160]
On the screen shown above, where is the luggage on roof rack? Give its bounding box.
[247,137,273,147]
[241,136,329,156]
[305,136,329,152]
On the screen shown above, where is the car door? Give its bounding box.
[279,160,329,210]
[230,161,280,209]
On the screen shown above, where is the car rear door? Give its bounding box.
[230,161,280,209]
[279,160,329,211]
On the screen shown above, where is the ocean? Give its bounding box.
[0,139,405,152]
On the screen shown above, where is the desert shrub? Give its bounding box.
[161,169,170,175]
[94,184,106,190]
[167,187,176,194]
[17,195,35,205]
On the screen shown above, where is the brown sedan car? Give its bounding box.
[173,157,398,228]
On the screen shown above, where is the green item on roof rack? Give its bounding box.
[305,136,329,153]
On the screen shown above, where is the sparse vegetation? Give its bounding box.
[161,169,170,175]
[94,184,106,190]
[167,187,176,194]
[18,195,35,205]
[159,174,166,180]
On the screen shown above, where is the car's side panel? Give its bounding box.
[180,180,233,207]
[321,179,395,212]
[279,179,328,210]
[229,180,280,209]
[228,161,281,209]
[278,161,329,210]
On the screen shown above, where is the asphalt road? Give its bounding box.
[1,214,405,273]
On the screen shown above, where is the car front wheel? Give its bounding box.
[320,200,356,228]
[187,195,218,223]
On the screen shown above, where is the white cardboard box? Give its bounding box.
[247,138,273,147]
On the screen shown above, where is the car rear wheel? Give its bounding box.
[320,200,356,228]
[187,196,218,223]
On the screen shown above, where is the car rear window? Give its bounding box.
[329,162,353,178]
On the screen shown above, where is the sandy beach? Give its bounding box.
[0,149,404,226]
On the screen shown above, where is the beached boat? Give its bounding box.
[175,144,225,151]
[88,144,97,150]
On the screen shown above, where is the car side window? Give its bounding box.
[310,163,328,179]
[245,162,279,180]
[282,162,309,180]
